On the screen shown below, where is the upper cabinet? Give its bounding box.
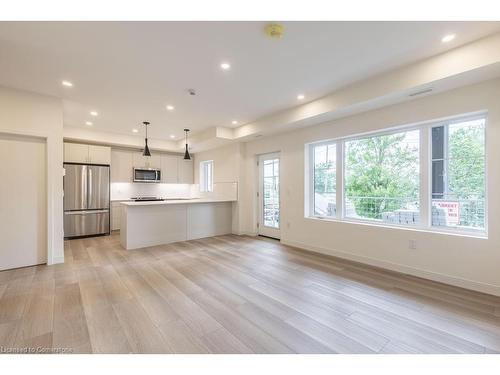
[161,154,179,183]
[178,157,194,184]
[111,149,133,183]
[64,143,111,165]
[132,152,161,169]
[109,148,194,184]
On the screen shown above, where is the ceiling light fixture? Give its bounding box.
[170,135,176,139]
[142,121,151,157]
[220,62,231,70]
[232,120,238,125]
[132,129,139,133]
[166,105,175,111]
[62,80,73,87]
[183,129,191,160]
[90,111,98,116]
[85,121,93,126]
[441,34,456,43]
[297,94,305,100]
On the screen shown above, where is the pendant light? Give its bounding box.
[183,128,191,160]
[142,121,151,157]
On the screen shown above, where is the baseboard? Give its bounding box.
[232,231,258,236]
[281,239,500,297]
[50,256,65,265]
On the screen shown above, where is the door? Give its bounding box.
[258,153,280,239]
[88,165,110,209]
[64,164,88,211]
[0,133,47,270]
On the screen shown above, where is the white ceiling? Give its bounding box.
[0,21,499,140]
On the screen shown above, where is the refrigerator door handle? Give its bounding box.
[65,209,109,215]
[87,167,92,208]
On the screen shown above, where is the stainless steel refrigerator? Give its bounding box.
[63,163,110,238]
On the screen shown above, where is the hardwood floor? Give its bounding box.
[1,232,500,353]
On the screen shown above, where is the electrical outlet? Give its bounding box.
[409,239,417,250]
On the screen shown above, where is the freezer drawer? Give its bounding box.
[64,210,110,238]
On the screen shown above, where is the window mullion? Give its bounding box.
[336,141,343,220]
[420,127,430,227]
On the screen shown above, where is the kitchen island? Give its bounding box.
[120,198,235,250]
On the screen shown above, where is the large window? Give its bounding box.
[200,160,213,192]
[344,129,420,224]
[431,118,485,230]
[307,113,487,235]
[312,143,336,217]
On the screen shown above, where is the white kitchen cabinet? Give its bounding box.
[111,201,122,231]
[133,152,161,169]
[111,149,133,183]
[64,142,111,165]
[178,157,194,184]
[161,154,179,183]
[64,143,90,163]
[89,145,111,164]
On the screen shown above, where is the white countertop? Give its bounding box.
[121,198,236,206]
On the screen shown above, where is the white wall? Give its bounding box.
[194,142,244,233]
[0,86,64,265]
[236,78,500,296]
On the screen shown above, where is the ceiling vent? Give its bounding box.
[409,88,433,97]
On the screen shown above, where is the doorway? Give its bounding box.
[258,152,280,239]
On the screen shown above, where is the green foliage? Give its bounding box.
[448,126,485,200]
[344,132,419,219]
[448,124,485,227]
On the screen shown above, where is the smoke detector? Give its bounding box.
[265,23,284,39]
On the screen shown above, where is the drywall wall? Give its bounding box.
[0,86,64,265]
[194,142,244,234]
[237,78,500,296]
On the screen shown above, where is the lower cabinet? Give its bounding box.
[111,202,123,231]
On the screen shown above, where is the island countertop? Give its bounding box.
[120,198,236,207]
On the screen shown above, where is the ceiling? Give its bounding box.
[0,21,499,141]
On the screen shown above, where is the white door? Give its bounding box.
[0,133,47,270]
[258,153,280,239]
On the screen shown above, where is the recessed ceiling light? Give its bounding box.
[132,129,139,133]
[170,134,176,139]
[85,121,93,126]
[297,94,305,100]
[220,62,231,70]
[90,111,98,117]
[62,80,73,87]
[441,34,456,43]
[232,120,238,125]
[166,105,175,111]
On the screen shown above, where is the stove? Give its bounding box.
[131,196,165,202]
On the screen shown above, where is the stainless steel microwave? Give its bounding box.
[133,167,161,183]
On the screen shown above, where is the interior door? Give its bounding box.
[258,153,280,239]
[0,133,47,270]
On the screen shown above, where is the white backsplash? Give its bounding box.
[111,182,238,201]
[111,182,192,201]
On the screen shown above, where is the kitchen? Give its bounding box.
[63,137,238,250]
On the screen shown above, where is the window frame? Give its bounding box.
[199,160,214,193]
[306,111,488,238]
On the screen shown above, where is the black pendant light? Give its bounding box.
[142,121,151,157]
[183,128,191,160]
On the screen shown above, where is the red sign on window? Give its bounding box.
[435,201,460,225]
